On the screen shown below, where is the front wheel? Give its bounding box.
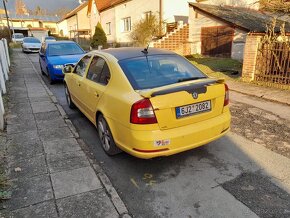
[47,69,54,85]
[64,84,75,109]
[39,61,45,75]
[97,115,122,156]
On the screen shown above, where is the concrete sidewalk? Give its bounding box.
[0,51,130,217]
[227,80,290,106]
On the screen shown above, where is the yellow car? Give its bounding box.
[63,48,231,159]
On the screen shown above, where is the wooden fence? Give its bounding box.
[254,42,290,89]
[0,38,10,130]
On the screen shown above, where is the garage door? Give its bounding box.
[201,26,234,57]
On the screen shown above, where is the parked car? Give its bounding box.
[63,48,231,159]
[22,37,42,53]
[43,36,56,42]
[12,33,24,43]
[39,41,85,84]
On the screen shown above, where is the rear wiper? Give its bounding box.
[177,76,207,82]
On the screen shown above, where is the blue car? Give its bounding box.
[39,41,85,84]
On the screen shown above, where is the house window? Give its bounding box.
[121,17,131,32]
[106,22,111,35]
[144,11,152,20]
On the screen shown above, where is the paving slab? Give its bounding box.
[7,130,42,146]
[51,167,102,199]
[31,101,57,114]
[9,103,32,115]
[39,127,74,141]
[47,151,90,173]
[7,120,37,135]
[6,113,35,125]
[28,91,49,98]
[10,201,58,218]
[7,97,29,104]
[57,189,119,218]
[36,117,67,130]
[43,138,81,155]
[7,131,43,161]
[7,155,47,179]
[34,111,61,121]
[9,92,28,99]
[29,96,52,103]
[1,175,53,210]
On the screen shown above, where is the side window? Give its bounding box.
[87,56,111,85]
[73,55,91,77]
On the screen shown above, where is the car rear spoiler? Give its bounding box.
[138,78,225,98]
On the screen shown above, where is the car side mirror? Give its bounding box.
[63,65,73,74]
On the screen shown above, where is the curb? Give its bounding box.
[26,54,131,217]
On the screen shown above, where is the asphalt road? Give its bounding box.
[27,52,290,218]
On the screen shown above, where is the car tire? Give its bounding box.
[47,68,54,85]
[64,84,75,109]
[39,62,45,75]
[97,115,122,156]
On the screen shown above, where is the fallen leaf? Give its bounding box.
[14,167,22,172]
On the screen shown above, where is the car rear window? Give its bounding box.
[119,55,206,90]
[47,43,84,56]
[23,38,40,43]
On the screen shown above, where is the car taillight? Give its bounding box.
[130,99,157,124]
[224,84,229,106]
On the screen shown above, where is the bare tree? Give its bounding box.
[130,14,163,46]
[260,0,290,13]
[15,0,28,15]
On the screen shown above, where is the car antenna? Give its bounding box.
[141,43,150,54]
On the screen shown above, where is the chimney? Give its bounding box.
[79,0,83,4]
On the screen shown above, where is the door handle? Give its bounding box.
[77,82,81,87]
[95,92,99,98]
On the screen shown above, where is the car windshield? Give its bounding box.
[119,54,206,90]
[47,43,84,56]
[23,38,41,43]
[14,34,24,39]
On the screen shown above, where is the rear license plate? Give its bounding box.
[176,100,211,118]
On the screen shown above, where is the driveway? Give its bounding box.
[26,52,290,218]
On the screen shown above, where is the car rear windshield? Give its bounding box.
[45,37,55,40]
[47,43,84,56]
[14,34,24,39]
[23,38,40,43]
[119,54,206,90]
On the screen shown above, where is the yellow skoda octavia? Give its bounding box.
[63,48,231,159]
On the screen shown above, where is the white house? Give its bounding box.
[87,0,194,46]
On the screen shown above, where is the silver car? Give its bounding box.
[22,37,42,53]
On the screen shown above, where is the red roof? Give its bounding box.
[88,0,128,13]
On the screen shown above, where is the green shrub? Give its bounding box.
[91,22,107,49]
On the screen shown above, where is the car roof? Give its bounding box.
[89,47,176,61]
[23,37,40,40]
[46,40,76,45]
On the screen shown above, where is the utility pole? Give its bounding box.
[2,0,12,40]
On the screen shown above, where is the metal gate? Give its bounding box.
[255,42,290,89]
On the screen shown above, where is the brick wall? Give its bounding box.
[153,24,190,56]
[242,34,262,82]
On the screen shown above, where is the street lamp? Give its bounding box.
[2,0,12,40]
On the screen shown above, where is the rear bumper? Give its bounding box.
[111,110,231,159]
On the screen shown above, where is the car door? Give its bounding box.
[68,55,92,115]
[81,55,111,123]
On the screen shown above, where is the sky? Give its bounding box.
[0,0,85,14]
